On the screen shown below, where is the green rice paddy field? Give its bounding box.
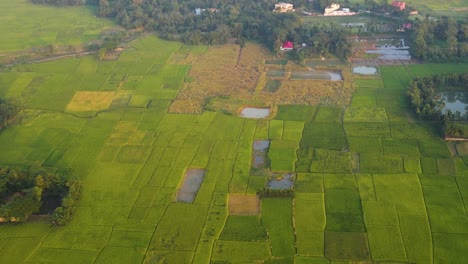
[0,34,467,263]
[0,0,114,55]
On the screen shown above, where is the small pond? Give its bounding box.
[291,71,342,81]
[252,140,270,169]
[366,39,411,60]
[437,91,468,116]
[239,107,270,119]
[353,66,378,75]
[176,168,206,203]
[267,173,294,190]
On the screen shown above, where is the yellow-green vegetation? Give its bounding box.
[0,28,468,264]
[0,0,114,55]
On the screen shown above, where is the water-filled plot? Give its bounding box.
[239,108,271,119]
[251,140,270,175]
[267,173,294,190]
[175,168,206,203]
[353,66,378,75]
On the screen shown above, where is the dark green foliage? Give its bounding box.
[0,167,80,225]
[0,98,20,129]
[219,216,267,241]
[408,72,468,137]
[410,18,468,62]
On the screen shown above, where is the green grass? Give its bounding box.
[0,0,114,54]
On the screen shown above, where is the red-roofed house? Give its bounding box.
[392,1,406,10]
[280,41,294,51]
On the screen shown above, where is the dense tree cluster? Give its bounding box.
[0,168,81,225]
[0,98,20,129]
[411,18,468,62]
[408,73,468,137]
[30,0,353,59]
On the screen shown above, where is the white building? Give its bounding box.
[274,2,294,13]
[324,3,340,14]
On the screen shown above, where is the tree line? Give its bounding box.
[407,73,468,138]
[0,167,81,225]
[30,0,353,60]
[411,18,468,62]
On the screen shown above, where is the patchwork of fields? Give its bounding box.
[0,35,467,263]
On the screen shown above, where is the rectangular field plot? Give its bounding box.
[211,240,270,263]
[149,203,207,251]
[219,216,267,241]
[350,94,376,107]
[344,107,387,122]
[324,231,370,261]
[175,168,206,203]
[282,121,304,141]
[301,122,347,150]
[354,78,384,88]
[348,136,382,154]
[275,105,316,121]
[344,122,391,137]
[261,198,295,257]
[418,140,452,158]
[366,225,407,262]
[359,153,403,173]
[325,188,365,232]
[310,149,351,173]
[399,215,432,264]
[314,106,342,123]
[29,248,97,264]
[372,174,427,215]
[382,138,419,156]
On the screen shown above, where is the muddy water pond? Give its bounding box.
[438,91,468,116]
[176,168,206,203]
[291,71,342,81]
[239,107,270,119]
[267,173,294,189]
[353,66,378,75]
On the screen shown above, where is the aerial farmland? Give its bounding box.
[0,0,467,263]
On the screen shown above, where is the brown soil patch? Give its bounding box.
[66,91,115,112]
[169,42,353,114]
[228,194,260,215]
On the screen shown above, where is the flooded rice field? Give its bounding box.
[267,173,294,189]
[175,168,206,203]
[251,140,270,175]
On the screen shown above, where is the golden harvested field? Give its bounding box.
[169,43,354,114]
[66,91,115,112]
[228,194,261,215]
